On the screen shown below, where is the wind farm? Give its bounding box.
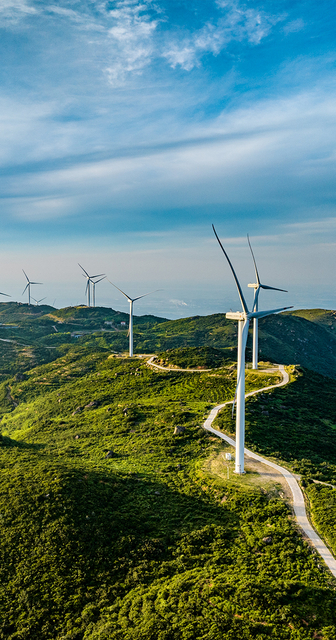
[2,0,336,634]
[0,248,335,638]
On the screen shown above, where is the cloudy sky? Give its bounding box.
[0,0,335,317]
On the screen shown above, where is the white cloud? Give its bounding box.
[3,86,336,222]
[0,0,36,20]
[163,1,284,70]
[105,1,158,85]
[170,299,187,307]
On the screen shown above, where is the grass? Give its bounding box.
[0,341,336,638]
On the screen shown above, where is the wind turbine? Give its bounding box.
[108,281,159,357]
[247,235,287,370]
[212,225,292,475]
[22,270,42,306]
[78,264,105,307]
[92,276,106,308]
[32,296,47,306]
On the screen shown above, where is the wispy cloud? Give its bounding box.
[170,299,187,307]
[163,1,284,70]
[0,0,37,21]
[104,1,158,85]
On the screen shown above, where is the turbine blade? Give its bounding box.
[90,273,105,279]
[247,234,260,286]
[30,282,42,285]
[251,305,293,320]
[0,292,10,297]
[212,224,249,315]
[107,280,131,301]
[85,281,89,295]
[93,276,106,284]
[22,269,29,282]
[78,263,90,278]
[260,284,287,292]
[22,284,29,295]
[133,289,161,302]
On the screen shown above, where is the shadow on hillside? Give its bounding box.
[0,433,46,450]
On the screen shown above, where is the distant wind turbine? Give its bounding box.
[22,270,42,306]
[212,224,292,475]
[32,297,47,306]
[247,234,287,369]
[78,264,105,307]
[92,276,106,308]
[108,281,159,357]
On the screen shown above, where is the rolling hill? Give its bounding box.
[0,343,336,638]
[1,303,336,378]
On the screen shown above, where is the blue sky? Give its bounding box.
[0,0,335,317]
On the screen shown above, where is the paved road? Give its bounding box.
[203,364,336,579]
[146,355,212,372]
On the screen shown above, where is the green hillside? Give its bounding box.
[287,308,336,335]
[2,303,336,378]
[1,343,336,639]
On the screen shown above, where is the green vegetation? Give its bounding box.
[1,303,336,637]
[155,346,232,369]
[258,313,336,379]
[214,366,336,483]
[305,482,336,560]
[1,302,336,378]
[0,342,335,638]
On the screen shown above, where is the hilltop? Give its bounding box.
[0,303,336,378]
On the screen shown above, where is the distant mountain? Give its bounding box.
[0,303,335,378]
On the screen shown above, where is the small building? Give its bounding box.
[225,453,232,461]
[121,321,126,326]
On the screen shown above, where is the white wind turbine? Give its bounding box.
[92,276,106,308]
[78,264,105,307]
[108,281,159,357]
[32,296,47,306]
[247,235,287,370]
[22,270,42,306]
[212,225,292,475]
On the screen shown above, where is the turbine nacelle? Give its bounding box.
[226,306,292,322]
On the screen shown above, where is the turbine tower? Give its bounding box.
[78,264,105,307]
[247,235,287,370]
[92,276,106,308]
[22,270,42,306]
[109,281,158,357]
[212,225,291,475]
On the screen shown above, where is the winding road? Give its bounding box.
[203,364,336,578]
[146,357,336,578]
